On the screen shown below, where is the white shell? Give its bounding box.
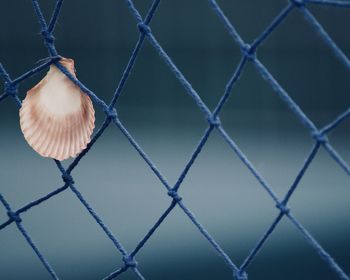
[19,58,95,161]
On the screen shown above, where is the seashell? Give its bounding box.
[19,58,95,161]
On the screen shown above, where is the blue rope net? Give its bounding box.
[1,0,350,279]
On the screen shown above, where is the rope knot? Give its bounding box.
[234,270,248,280]
[276,202,290,215]
[312,131,328,144]
[207,115,221,127]
[41,30,55,44]
[167,190,182,202]
[7,211,21,223]
[123,255,138,268]
[137,22,151,34]
[290,0,305,7]
[5,82,17,96]
[241,44,256,60]
[104,107,118,122]
[62,173,74,185]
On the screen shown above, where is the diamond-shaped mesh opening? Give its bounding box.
[132,206,234,280]
[0,0,48,66]
[180,130,279,263]
[150,0,242,109]
[259,8,350,127]
[72,127,171,248]
[23,190,125,279]
[289,147,350,235]
[219,62,313,196]
[55,0,139,50]
[1,0,350,279]
[116,42,209,179]
[116,42,208,121]
[284,148,350,276]
[247,217,341,280]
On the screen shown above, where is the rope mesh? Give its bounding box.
[1,0,350,279]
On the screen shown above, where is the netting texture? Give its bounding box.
[1,0,350,279]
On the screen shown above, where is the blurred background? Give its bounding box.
[1,0,350,279]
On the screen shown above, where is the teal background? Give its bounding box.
[1,0,350,279]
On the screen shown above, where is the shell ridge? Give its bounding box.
[19,57,95,161]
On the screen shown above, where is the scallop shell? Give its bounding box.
[19,58,95,161]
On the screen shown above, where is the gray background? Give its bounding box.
[1,0,350,279]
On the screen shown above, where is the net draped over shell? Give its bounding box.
[19,58,95,161]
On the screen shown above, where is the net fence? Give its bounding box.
[1,0,350,279]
